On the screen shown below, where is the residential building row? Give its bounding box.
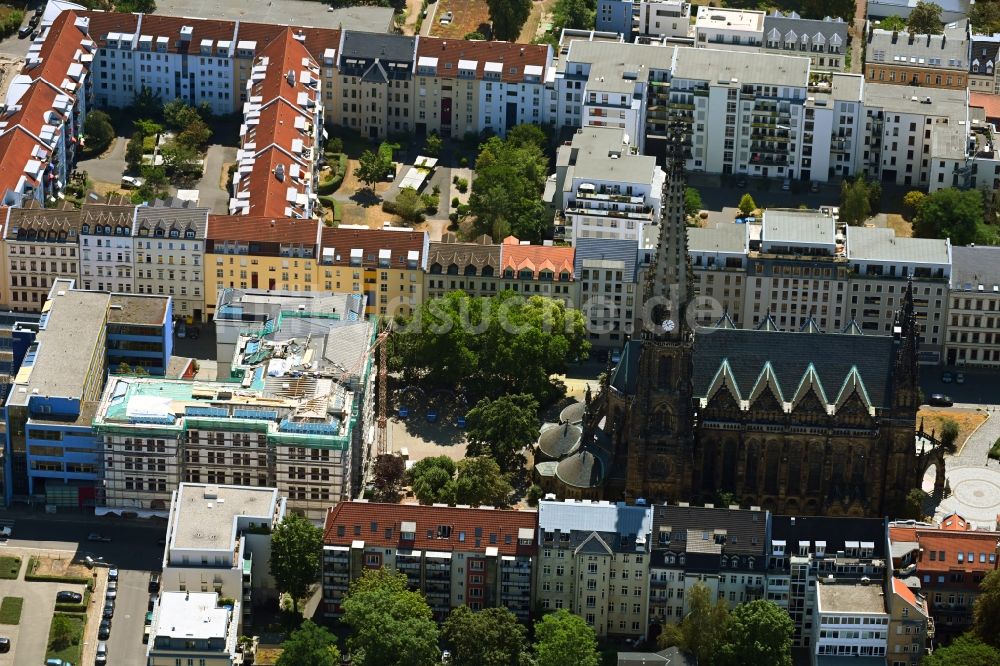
[320,498,951,666]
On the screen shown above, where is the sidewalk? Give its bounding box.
[80,566,109,666]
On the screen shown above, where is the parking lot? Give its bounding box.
[153,0,394,32]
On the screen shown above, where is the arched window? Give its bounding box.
[464,264,477,276]
[446,263,459,275]
[429,263,442,274]
[481,265,494,277]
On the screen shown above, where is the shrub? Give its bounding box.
[459,156,468,167]
[0,11,24,39]
[455,177,469,193]
[317,153,348,195]
[451,196,460,208]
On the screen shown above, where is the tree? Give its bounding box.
[925,635,1000,666]
[904,487,928,520]
[799,0,854,20]
[163,98,201,130]
[720,600,793,666]
[867,179,883,215]
[408,456,457,505]
[453,456,513,507]
[469,131,550,241]
[506,123,548,151]
[342,569,440,666]
[443,606,527,666]
[161,141,203,183]
[970,1,1000,34]
[372,453,406,501]
[552,0,595,31]
[902,190,926,220]
[973,570,1000,647]
[878,15,908,31]
[738,193,756,217]
[914,188,986,245]
[276,620,340,666]
[49,614,76,651]
[464,31,486,40]
[684,187,703,220]
[465,393,539,471]
[659,582,731,664]
[386,187,427,224]
[83,110,114,155]
[130,86,162,117]
[839,178,871,227]
[176,116,212,151]
[135,166,169,202]
[117,0,156,11]
[424,132,443,157]
[355,149,391,191]
[534,609,600,666]
[940,417,960,454]
[487,0,532,41]
[269,513,323,614]
[907,1,944,34]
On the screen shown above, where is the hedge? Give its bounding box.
[25,556,93,588]
[0,11,24,39]
[318,153,348,195]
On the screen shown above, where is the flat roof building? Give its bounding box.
[147,591,238,666]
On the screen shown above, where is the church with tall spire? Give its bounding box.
[534,125,945,518]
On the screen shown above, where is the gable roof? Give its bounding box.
[416,37,550,84]
[340,31,415,63]
[320,226,427,269]
[653,504,767,555]
[501,236,575,278]
[207,215,320,245]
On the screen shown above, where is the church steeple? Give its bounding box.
[892,278,920,412]
[644,121,692,340]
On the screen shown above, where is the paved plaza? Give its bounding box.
[931,403,1000,528]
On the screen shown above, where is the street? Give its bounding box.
[106,569,153,666]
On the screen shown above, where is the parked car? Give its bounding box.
[149,573,160,593]
[120,175,144,189]
[145,611,154,626]
[188,326,200,340]
[45,660,70,666]
[103,599,115,619]
[941,371,953,383]
[88,532,111,542]
[56,591,82,604]
[928,393,954,407]
[0,526,11,539]
[98,619,111,640]
[0,637,9,653]
[108,567,119,582]
[95,641,108,665]
[177,321,187,338]
[956,372,966,384]
[17,25,31,39]
[105,586,117,601]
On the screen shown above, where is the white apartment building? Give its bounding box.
[635,0,691,40]
[688,223,749,326]
[946,245,1000,367]
[132,205,207,322]
[147,592,238,666]
[536,499,654,639]
[813,583,890,663]
[162,483,285,629]
[476,57,549,136]
[79,202,135,293]
[551,126,664,245]
[694,7,765,49]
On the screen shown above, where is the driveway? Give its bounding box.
[77,136,127,186]
[195,144,236,214]
[105,569,151,666]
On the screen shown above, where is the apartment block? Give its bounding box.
[499,236,576,306]
[812,582,890,662]
[0,9,93,207]
[550,126,664,246]
[688,223,749,326]
[230,29,324,219]
[4,204,82,312]
[536,499,653,639]
[322,501,537,620]
[968,35,1000,94]
[423,235,502,301]
[162,483,285,628]
[575,237,641,349]
[766,516,889,650]
[648,503,768,626]
[336,32,416,139]
[886,577,933,666]
[889,514,1000,643]
[132,204,207,321]
[147,591,238,666]
[946,245,1000,367]
[865,20,970,90]
[694,7,764,49]
[318,226,427,318]
[79,201,136,293]
[205,216,321,318]
[596,0,690,41]
[762,12,848,71]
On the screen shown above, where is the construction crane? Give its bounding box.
[340,319,393,461]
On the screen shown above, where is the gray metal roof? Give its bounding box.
[846,227,950,265]
[688,223,747,254]
[970,37,1000,73]
[574,237,640,279]
[763,209,835,245]
[951,245,1000,289]
[863,82,968,116]
[763,12,848,45]
[539,499,653,537]
[671,46,809,87]
[341,31,416,63]
[653,504,767,555]
[866,20,970,72]
[562,40,665,93]
[135,205,209,239]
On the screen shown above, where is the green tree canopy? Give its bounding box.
[879,15,908,31]
[970,1,1000,34]
[355,149,391,191]
[391,291,590,404]
[487,0,532,41]
[533,609,600,666]
[738,193,756,217]
[454,456,513,507]
[269,513,323,614]
[902,190,926,220]
[342,569,440,666]
[913,188,985,245]
[925,635,1000,666]
[408,455,457,505]
[83,110,115,155]
[424,132,443,157]
[552,0,595,31]
[443,606,527,666]
[685,187,703,220]
[387,187,427,224]
[907,1,944,33]
[720,600,793,666]
[940,417,961,453]
[659,582,731,664]
[973,570,1000,647]
[506,123,548,151]
[839,178,872,226]
[372,453,406,501]
[465,393,539,471]
[469,129,550,241]
[276,620,340,666]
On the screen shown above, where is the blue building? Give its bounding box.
[3,279,172,505]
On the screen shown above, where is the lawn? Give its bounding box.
[46,613,85,665]
[0,556,20,580]
[430,0,491,39]
[917,407,989,455]
[0,597,23,625]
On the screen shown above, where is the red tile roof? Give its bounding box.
[971,92,1000,123]
[892,577,921,608]
[913,529,999,573]
[416,37,550,84]
[320,227,427,268]
[29,10,92,92]
[501,236,575,279]
[129,14,236,56]
[0,127,47,196]
[207,215,320,245]
[238,144,308,218]
[252,28,317,102]
[3,81,63,139]
[78,10,139,44]
[234,22,340,64]
[323,501,538,557]
[939,513,972,531]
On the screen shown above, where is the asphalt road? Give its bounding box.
[153,0,394,32]
[77,136,127,185]
[195,144,237,214]
[106,569,152,666]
